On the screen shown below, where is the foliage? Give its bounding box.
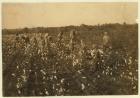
[2,23,138,96]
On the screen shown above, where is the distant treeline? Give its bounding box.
[2,23,138,35]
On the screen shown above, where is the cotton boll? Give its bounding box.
[81,83,85,90]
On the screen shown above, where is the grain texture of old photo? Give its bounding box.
[2,2,138,96]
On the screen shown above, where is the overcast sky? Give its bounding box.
[2,2,138,29]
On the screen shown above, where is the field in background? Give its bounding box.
[3,23,138,57]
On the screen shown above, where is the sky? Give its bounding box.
[2,2,138,29]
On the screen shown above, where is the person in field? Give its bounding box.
[24,34,31,54]
[14,33,21,50]
[57,31,63,42]
[47,36,56,56]
[69,30,79,52]
[15,33,20,42]
[25,34,30,45]
[57,31,65,51]
[38,33,44,54]
[44,33,49,47]
[103,32,111,51]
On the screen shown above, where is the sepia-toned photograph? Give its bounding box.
[2,2,138,96]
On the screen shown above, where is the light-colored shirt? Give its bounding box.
[103,35,110,45]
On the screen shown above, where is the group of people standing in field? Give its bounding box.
[15,30,111,56]
[13,30,112,73]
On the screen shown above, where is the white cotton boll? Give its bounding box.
[50,76,53,80]
[21,75,26,82]
[133,86,136,89]
[41,57,44,60]
[29,69,31,72]
[56,83,60,86]
[17,78,20,82]
[18,90,21,94]
[102,70,104,74]
[105,72,108,75]
[16,66,19,69]
[40,70,46,75]
[135,59,138,62]
[12,73,16,77]
[89,49,93,55]
[129,72,133,76]
[81,83,85,90]
[56,88,58,91]
[120,74,123,78]
[23,69,26,74]
[16,83,20,89]
[97,75,100,78]
[124,59,127,64]
[54,76,57,79]
[128,58,132,65]
[45,91,49,95]
[61,78,65,83]
[73,59,79,66]
[63,88,66,92]
[77,70,81,74]
[102,60,104,63]
[59,87,63,93]
[110,72,112,76]
[82,77,86,79]
[38,50,41,54]
[113,78,116,81]
[53,84,55,89]
[134,76,138,81]
[43,76,46,80]
[53,70,56,73]
[115,51,119,54]
[56,62,58,65]
[118,64,120,66]
[99,49,104,54]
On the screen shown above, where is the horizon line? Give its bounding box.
[2,22,138,30]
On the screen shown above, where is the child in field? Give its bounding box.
[103,32,111,51]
